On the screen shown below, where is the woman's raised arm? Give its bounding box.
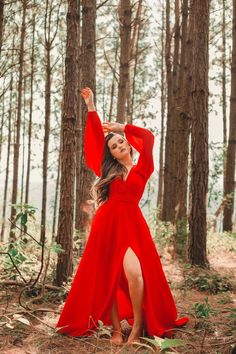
[124,123,155,180]
[81,88,105,177]
[84,111,105,177]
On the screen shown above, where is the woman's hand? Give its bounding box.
[102,121,125,133]
[80,87,95,111]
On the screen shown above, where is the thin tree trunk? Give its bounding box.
[55,0,79,286]
[0,0,4,56]
[108,40,118,121]
[222,0,227,220]
[0,77,5,166]
[188,0,209,266]
[20,77,26,207]
[223,0,236,232]
[40,0,61,243]
[129,0,143,123]
[157,2,165,216]
[52,134,61,242]
[117,0,132,123]
[25,13,36,207]
[40,0,51,244]
[52,65,64,242]
[222,0,227,149]
[1,71,13,242]
[10,0,26,240]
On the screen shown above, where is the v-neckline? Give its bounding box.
[122,165,136,182]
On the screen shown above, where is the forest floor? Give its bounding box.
[0,232,236,354]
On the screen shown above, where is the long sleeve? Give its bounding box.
[124,123,154,180]
[84,111,105,177]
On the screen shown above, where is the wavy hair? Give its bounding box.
[90,132,133,206]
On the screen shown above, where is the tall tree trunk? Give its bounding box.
[75,0,82,237]
[52,133,61,241]
[188,0,209,266]
[157,2,165,216]
[1,71,13,242]
[40,0,61,243]
[0,0,4,56]
[0,78,5,165]
[10,0,26,240]
[117,0,132,123]
[75,0,96,250]
[55,0,79,286]
[40,0,51,244]
[108,40,118,121]
[25,13,35,208]
[223,0,236,232]
[174,0,191,257]
[222,0,227,149]
[129,0,143,123]
[20,77,27,207]
[162,0,175,222]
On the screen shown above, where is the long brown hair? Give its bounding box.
[91,132,133,206]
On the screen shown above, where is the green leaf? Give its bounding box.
[15,212,23,222]
[10,248,18,257]
[21,213,28,225]
[51,243,64,254]
[160,338,187,350]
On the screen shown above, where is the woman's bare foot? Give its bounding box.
[127,323,143,344]
[110,330,123,345]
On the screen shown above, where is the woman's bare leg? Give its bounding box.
[110,299,123,344]
[123,247,144,344]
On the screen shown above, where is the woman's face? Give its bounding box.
[107,134,131,160]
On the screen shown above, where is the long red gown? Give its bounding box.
[56,111,189,337]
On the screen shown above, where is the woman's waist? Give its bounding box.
[107,195,139,204]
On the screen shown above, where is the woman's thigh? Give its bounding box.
[123,247,143,281]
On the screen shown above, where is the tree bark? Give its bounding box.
[55,0,79,286]
[0,0,4,56]
[25,13,35,208]
[1,70,13,242]
[117,0,132,123]
[162,0,175,222]
[223,0,236,231]
[129,0,143,123]
[157,2,165,216]
[174,0,191,257]
[188,0,209,266]
[75,0,96,251]
[40,0,61,243]
[9,0,26,240]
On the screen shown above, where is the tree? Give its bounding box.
[9,0,27,240]
[55,0,79,286]
[0,0,4,56]
[223,0,236,232]
[75,0,96,249]
[117,0,132,123]
[40,0,61,244]
[174,0,192,256]
[188,0,210,266]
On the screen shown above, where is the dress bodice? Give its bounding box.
[108,165,147,205]
[84,111,155,205]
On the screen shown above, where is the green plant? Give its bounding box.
[184,271,234,294]
[10,203,38,226]
[193,297,212,318]
[142,336,187,351]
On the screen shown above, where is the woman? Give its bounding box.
[56,87,188,345]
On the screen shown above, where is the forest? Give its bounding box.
[0,0,236,353]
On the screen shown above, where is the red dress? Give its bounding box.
[56,111,189,337]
